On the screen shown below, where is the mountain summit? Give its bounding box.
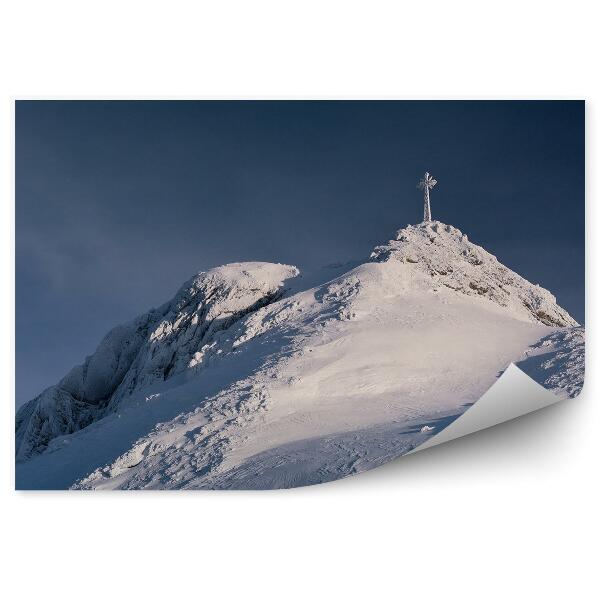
[16,222,582,489]
[371,221,576,327]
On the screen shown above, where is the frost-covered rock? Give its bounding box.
[15,262,298,460]
[516,326,585,399]
[15,387,101,462]
[104,262,299,406]
[371,221,578,327]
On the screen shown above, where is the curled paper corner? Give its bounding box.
[408,363,564,455]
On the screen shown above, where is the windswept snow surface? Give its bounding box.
[16,222,581,490]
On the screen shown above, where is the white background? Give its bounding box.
[0,2,596,598]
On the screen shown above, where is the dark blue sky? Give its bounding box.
[16,101,584,407]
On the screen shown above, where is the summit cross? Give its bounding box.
[417,172,437,222]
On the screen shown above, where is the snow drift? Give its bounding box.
[15,222,583,489]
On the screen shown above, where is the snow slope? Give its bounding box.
[15,222,582,490]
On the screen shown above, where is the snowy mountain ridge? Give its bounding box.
[16,263,298,461]
[15,221,583,489]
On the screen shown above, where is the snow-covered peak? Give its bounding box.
[62,261,299,405]
[16,261,298,461]
[370,221,577,328]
